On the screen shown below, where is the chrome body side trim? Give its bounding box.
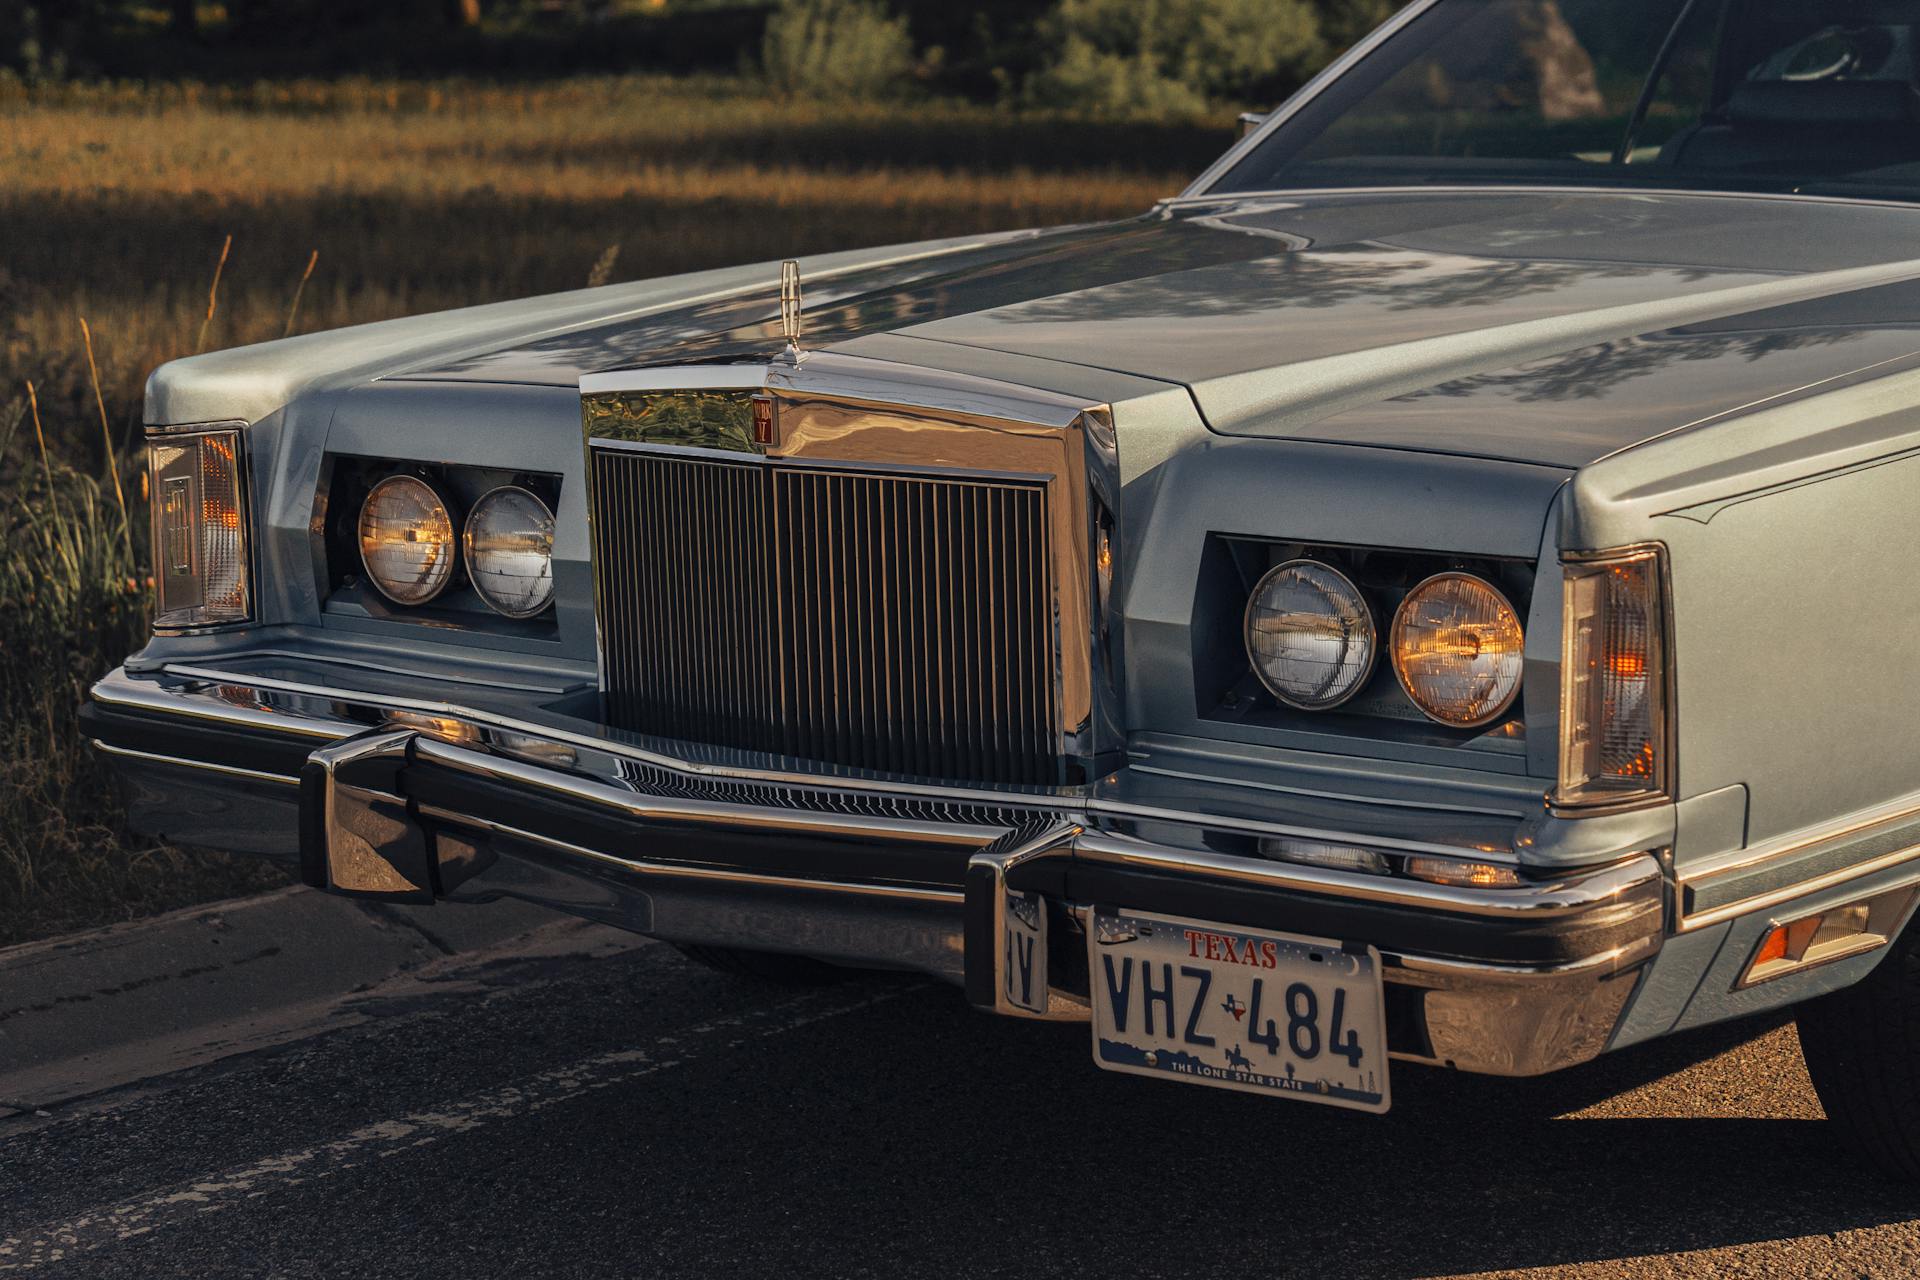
[1686,789,1920,886]
[1683,839,1920,932]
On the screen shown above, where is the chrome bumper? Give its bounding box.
[85,665,1667,1078]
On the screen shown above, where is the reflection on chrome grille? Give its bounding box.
[590,449,1056,785]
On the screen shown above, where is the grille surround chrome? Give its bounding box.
[581,355,1111,788]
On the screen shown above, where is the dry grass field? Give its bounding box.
[0,76,1212,943]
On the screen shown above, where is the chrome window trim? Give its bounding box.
[1182,0,1446,198]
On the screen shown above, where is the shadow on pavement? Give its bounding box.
[388,981,1918,1277]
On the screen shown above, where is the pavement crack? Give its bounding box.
[356,905,457,958]
[0,947,283,1028]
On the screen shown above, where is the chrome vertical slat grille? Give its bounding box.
[590,449,1056,785]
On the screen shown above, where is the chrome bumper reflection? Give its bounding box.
[88,665,1667,1077]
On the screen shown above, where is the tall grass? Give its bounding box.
[0,386,286,944]
[0,75,1205,944]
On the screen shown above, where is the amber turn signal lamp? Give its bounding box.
[1403,856,1523,889]
[1738,888,1918,989]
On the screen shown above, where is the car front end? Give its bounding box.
[86,0,1920,1117]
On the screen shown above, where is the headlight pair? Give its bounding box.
[357,476,554,618]
[1244,560,1524,728]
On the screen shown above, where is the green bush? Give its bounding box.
[1316,0,1399,53]
[761,0,916,100]
[1027,0,1326,117]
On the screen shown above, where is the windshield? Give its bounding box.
[1213,0,1920,203]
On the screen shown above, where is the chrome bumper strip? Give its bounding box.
[412,736,1007,848]
[1071,831,1661,922]
[95,665,1524,861]
[89,665,1666,920]
[139,663,1075,806]
[416,805,966,905]
[90,664,1678,1077]
[92,739,303,787]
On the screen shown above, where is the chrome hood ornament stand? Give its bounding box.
[779,259,805,365]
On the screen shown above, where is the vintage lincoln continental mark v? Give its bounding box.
[82,0,1920,1170]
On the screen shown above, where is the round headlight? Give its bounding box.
[358,475,456,607]
[1390,573,1524,728]
[462,486,555,618]
[1243,560,1376,710]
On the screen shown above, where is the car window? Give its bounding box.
[1213,0,1920,203]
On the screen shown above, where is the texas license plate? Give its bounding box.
[1089,910,1390,1113]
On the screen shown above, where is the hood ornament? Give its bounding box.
[779,259,804,363]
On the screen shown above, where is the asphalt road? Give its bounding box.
[3,919,1919,1279]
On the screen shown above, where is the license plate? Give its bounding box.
[1089,910,1390,1113]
